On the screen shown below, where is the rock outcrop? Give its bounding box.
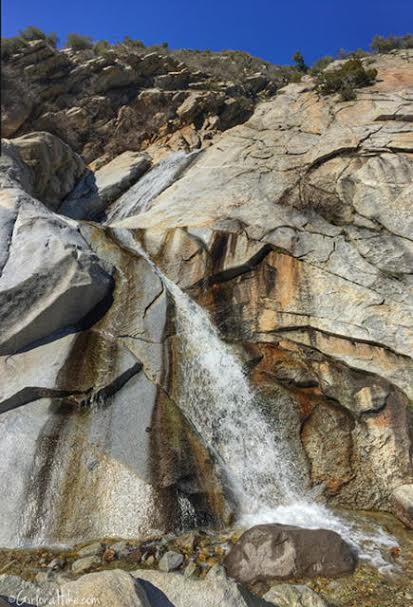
[2,132,104,218]
[95,150,151,205]
[0,141,113,356]
[1,40,286,166]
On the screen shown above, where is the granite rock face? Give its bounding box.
[95,150,151,205]
[0,133,228,548]
[0,46,412,549]
[117,50,413,517]
[2,131,103,218]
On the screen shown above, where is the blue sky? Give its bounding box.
[2,0,412,65]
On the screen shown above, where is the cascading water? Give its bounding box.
[162,273,305,514]
[114,230,399,573]
[106,151,199,222]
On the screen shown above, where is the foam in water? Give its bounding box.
[106,151,198,222]
[112,231,400,572]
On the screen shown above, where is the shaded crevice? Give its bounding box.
[0,360,142,415]
[143,285,165,318]
[9,280,115,356]
[191,242,273,289]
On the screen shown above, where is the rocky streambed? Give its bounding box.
[0,513,412,607]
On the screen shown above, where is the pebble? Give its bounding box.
[158,551,184,572]
[77,542,103,558]
[71,555,101,575]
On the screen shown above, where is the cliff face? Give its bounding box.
[118,49,413,514]
[0,45,412,547]
[1,40,287,166]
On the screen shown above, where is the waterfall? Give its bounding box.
[162,273,304,514]
[106,151,199,222]
[114,230,399,572]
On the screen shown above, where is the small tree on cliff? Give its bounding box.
[293,51,308,73]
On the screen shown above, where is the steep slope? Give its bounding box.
[1,39,290,167]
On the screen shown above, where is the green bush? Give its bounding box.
[316,58,377,101]
[94,39,111,54]
[310,55,333,75]
[351,48,370,58]
[19,25,46,41]
[66,33,93,50]
[371,34,413,53]
[46,32,58,47]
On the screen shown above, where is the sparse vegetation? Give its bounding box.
[19,25,58,47]
[0,36,28,59]
[315,58,377,101]
[371,33,413,53]
[93,39,111,55]
[122,36,145,49]
[65,33,94,51]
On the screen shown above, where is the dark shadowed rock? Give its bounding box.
[224,524,357,584]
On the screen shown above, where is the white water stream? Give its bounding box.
[116,230,398,573]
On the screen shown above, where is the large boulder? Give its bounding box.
[6,132,84,204]
[1,567,274,607]
[0,136,113,355]
[224,524,357,584]
[133,565,273,607]
[46,570,146,607]
[0,191,113,355]
[0,574,56,606]
[3,131,103,218]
